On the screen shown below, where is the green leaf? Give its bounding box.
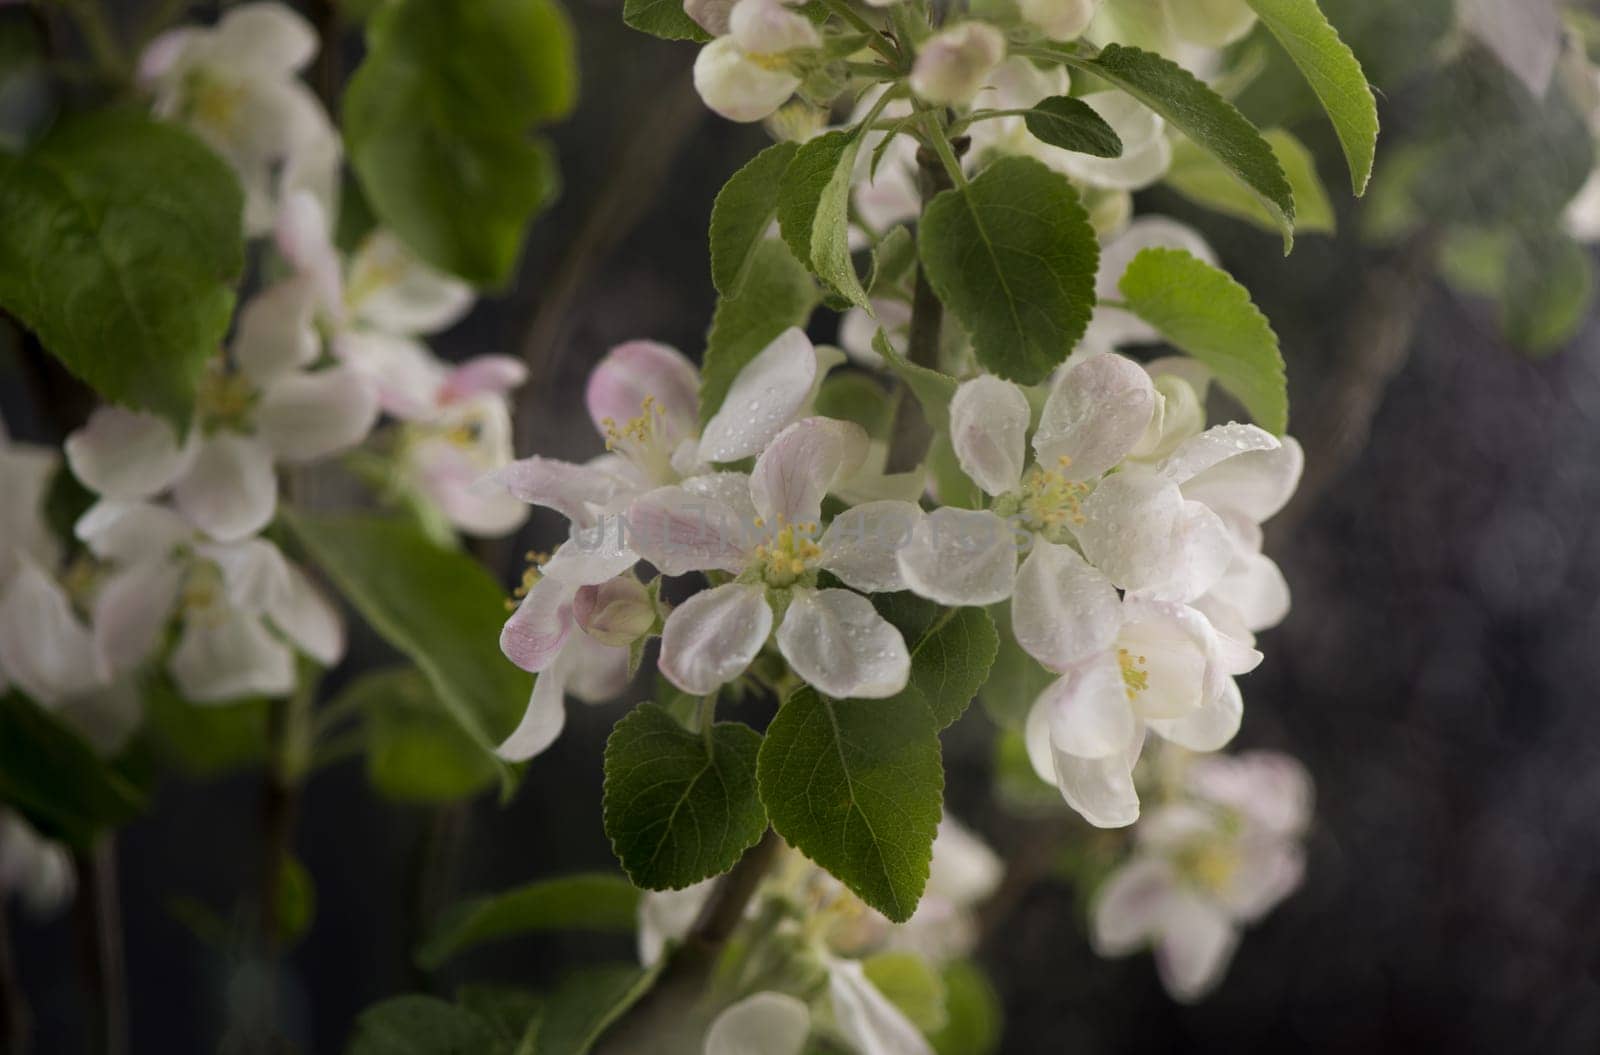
[347,668,500,803]
[1118,248,1287,434]
[603,703,768,890]
[756,686,943,922]
[927,432,983,510]
[417,873,640,970]
[1244,0,1379,196]
[537,964,661,1055]
[143,677,270,778]
[0,108,243,425]
[0,692,145,847]
[1022,96,1123,157]
[874,331,958,433]
[699,239,818,426]
[979,604,1054,730]
[456,986,543,1050]
[929,961,1002,1055]
[917,157,1098,385]
[711,141,798,295]
[814,371,893,441]
[864,952,948,1033]
[277,855,317,948]
[623,0,712,41]
[284,513,526,787]
[777,129,870,308]
[908,608,999,730]
[1165,129,1334,236]
[348,995,501,1055]
[1065,43,1295,249]
[867,224,917,298]
[344,0,576,287]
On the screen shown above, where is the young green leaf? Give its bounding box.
[341,668,500,803]
[874,331,958,432]
[344,0,577,287]
[417,873,641,969]
[814,371,894,441]
[348,996,502,1055]
[1244,0,1379,196]
[1064,44,1296,249]
[623,0,712,41]
[711,141,799,295]
[777,129,871,308]
[0,108,243,426]
[699,239,818,426]
[1022,96,1124,157]
[1118,248,1288,434]
[602,703,768,890]
[537,964,661,1055]
[1165,130,1335,236]
[917,157,1099,385]
[0,692,146,847]
[864,952,949,1033]
[757,686,944,922]
[283,512,526,785]
[929,961,1003,1055]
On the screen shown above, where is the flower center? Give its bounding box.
[1017,458,1088,541]
[1175,840,1239,895]
[750,518,821,588]
[1117,647,1149,696]
[180,560,224,616]
[182,69,247,130]
[601,395,678,484]
[196,365,258,432]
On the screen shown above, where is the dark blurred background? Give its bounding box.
[9,0,1600,1052]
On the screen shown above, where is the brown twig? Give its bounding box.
[72,840,127,1055]
[0,899,28,1055]
[306,0,340,111]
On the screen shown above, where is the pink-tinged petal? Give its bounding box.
[626,486,753,576]
[74,500,191,564]
[1033,353,1157,480]
[274,191,341,319]
[749,417,869,527]
[137,27,198,85]
[1038,650,1138,758]
[585,340,700,443]
[500,574,577,673]
[1146,675,1242,752]
[565,632,632,703]
[1052,731,1144,829]
[491,456,630,530]
[0,557,107,703]
[1153,892,1238,1003]
[1180,434,1304,524]
[573,576,655,647]
[168,608,295,704]
[65,406,192,500]
[346,230,474,336]
[439,356,527,403]
[658,583,773,696]
[541,534,639,587]
[265,561,343,665]
[826,957,935,1055]
[705,991,811,1055]
[172,434,277,542]
[1011,542,1121,671]
[777,588,910,699]
[91,559,183,677]
[233,278,321,385]
[949,375,1030,496]
[699,328,822,463]
[257,366,379,462]
[407,437,530,539]
[1186,750,1314,837]
[1219,838,1305,922]
[496,665,567,762]
[897,507,1018,607]
[819,500,924,593]
[1090,856,1180,956]
[332,330,446,420]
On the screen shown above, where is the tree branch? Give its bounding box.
[72,839,127,1055]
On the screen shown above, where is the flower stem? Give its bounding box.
[72,839,127,1055]
[0,900,29,1055]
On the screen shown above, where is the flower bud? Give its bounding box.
[1017,0,1103,42]
[1166,0,1258,48]
[574,576,656,647]
[909,23,1006,106]
[694,37,802,123]
[730,0,819,55]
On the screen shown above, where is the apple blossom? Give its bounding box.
[704,991,811,1055]
[909,23,1006,106]
[1018,0,1104,41]
[693,0,820,123]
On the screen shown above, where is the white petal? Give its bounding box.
[820,500,924,592]
[909,22,1007,106]
[0,439,62,579]
[585,340,701,443]
[1217,839,1304,923]
[1146,675,1242,752]
[626,486,754,576]
[1096,217,1217,304]
[927,816,1004,907]
[496,662,567,762]
[1153,893,1239,1002]
[1023,694,1058,786]
[233,278,320,384]
[949,375,1029,496]
[75,500,191,564]
[1052,731,1143,828]
[827,958,936,1055]
[266,561,343,665]
[731,0,820,53]
[541,533,640,587]
[658,583,773,696]
[896,508,1018,606]
[637,880,716,967]
[699,328,821,462]
[333,330,446,420]
[750,417,868,527]
[256,366,379,462]
[169,607,294,703]
[55,682,143,757]
[211,2,317,76]
[1057,92,1171,191]
[172,434,277,542]
[704,991,810,1055]
[1158,422,1278,482]
[1178,433,1304,524]
[1115,599,1216,721]
[1185,750,1314,837]
[64,406,191,500]
[777,588,909,699]
[199,536,293,614]
[1206,550,1291,633]
[1074,468,1183,593]
[407,438,530,539]
[347,230,475,336]
[492,456,630,531]
[1168,0,1258,47]
[1039,650,1137,758]
[1032,354,1157,479]
[1017,0,1102,40]
[564,632,632,703]
[1090,856,1178,955]
[693,38,799,124]
[92,559,183,676]
[500,574,577,673]
[1011,541,1121,670]
[0,557,106,703]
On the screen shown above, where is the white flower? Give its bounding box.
[693,0,819,123]
[704,991,811,1055]
[909,23,1006,106]
[1165,0,1258,48]
[637,877,718,966]
[887,816,1003,962]
[1089,750,1311,1001]
[0,812,75,918]
[1018,0,1103,41]
[627,416,916,699]
[1565,166,1600,243]
[1055,92,1171,191]
[0,417,61,585]
[139,2,339,234]
[76,501,341,703]
[826,956,935,1055]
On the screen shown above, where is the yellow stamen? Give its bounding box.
[1117,648,1149,696]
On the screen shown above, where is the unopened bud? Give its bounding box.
[1166,0,1258,48]
[694,37,802,122]
[1017,0,1103,42]
[730,0,820,55]
[909,23,1006,106]
[574,577,656,647]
